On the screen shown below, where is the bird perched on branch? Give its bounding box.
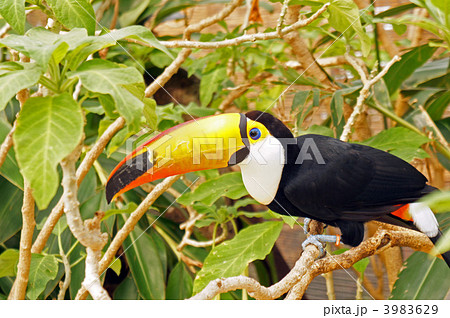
[106,111,450,266]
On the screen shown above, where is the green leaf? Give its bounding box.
[0,176,23,244]
[166,262,193,300]
[384,44,438,96]
[435,228,450,254]
[52,215,68,236]
[103,202,138,220]
[419,191,450,213]
[322,0,371,56]
[46,0,96,35]
[0,32,67,68]
[0,62,42,111]
[26,254,59,300]
[427,91,450,120]
[374,3,418,18]
[13,93,84,209]
[193,221,283,294]
[360,127,430,162]
[177,172,248,206]
[372,79,392,110]
[200,67,226,106]
[0,249,19,278]
[120,216,165,299]
[69,59,144,131]
[106,26,173,59]
[113,274,139,300]
[118,0,151,27]
[390,251,450,300]
[143,98,157,130]
[0,0,25,34]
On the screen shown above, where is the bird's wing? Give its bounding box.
[282,135,428,222]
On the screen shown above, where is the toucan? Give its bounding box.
[106,111,450,266]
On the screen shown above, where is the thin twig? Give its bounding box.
[276,0,291,35]
[144,0,244,98]
[340,54,400,142]
[139,3,329,50]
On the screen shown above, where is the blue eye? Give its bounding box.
[249,128,261,140]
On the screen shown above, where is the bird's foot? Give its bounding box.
[302,234,341,257]
[303,218,311,234]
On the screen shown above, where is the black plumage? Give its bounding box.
[247,111,436,247]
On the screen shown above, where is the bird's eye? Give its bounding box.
[249,128,261,140]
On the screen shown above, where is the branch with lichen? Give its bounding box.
[340,53,401,142]
[190,223,435,300]
[75,175,181,300]
[60,142,110,300]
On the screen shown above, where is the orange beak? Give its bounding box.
[106,113,249,203]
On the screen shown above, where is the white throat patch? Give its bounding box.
[239,135,285,205]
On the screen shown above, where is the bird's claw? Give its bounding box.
[302,234,341,258]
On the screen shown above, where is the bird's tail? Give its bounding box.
[429,231,450,268]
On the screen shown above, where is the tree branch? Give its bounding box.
[60,142,109,300]
[142,3,329,50]
[75,175,181,300]
[7,181,35,300]
[191,225,435,300]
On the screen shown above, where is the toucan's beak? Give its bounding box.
[106,113,249,203]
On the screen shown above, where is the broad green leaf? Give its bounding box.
[330,90,344,135]
[427,91,450,120]
[26,254,59,300]
[14,93,84,209]
[0,118,23,188]
[52,215,68,236]
[177,172,248,206]
[0,62,42,111]
[166,262,193,300]
[321,0,370,56]
[46,0,96,35]
[372,79,392,110]
[69,59,144,131]
[384,44,438,96]
[374,3,417,18]
[143,98,157,130]
[200,67,226,106]
[120,216,165,299]
[360,127,430,162]
[435,228,450,254]
[0,249,19,278]
[0,0,25,34]
[118,0,151,27]
[0,33,68,68]
[419,191,450,213]
[113,274,139,300]
[193,221,283,294]
[0,176,23,244]
[390,251,450,300]
[106,26,173,58]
